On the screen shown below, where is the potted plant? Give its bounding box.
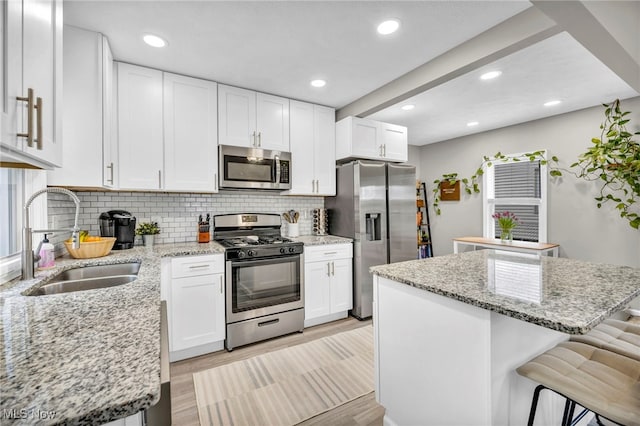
[136,221,160,247]
[492,211,520,242]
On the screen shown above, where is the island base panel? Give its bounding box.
[373,276,594,426]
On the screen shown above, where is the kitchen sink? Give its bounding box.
[28,262,141,296]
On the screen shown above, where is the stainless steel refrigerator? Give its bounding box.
[326,160,416,319]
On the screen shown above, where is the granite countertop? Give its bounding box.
[370,250,640,335]
[0,241,225,425]
[291,235,352,245]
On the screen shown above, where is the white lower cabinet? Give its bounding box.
[161,254,225,362]
[304,243,353,328]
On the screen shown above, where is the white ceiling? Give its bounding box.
[64,1,638,146]
[369,31,639,145]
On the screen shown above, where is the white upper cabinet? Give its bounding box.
[117,63,164,190]
[380,122,408,162]
[116,63,219,192]
[48,26,114,188]
[163,73,218,192]
[218,84,289,151]
[287,100,335,196]
[336,116,408,163]
[313,105,337,195]
[217,85,256,148]
[1,0,63,169]
[256,92,290,151]
[102,37,116,188]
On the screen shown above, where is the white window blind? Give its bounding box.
[494,161,540,198]
[483,153,547,243]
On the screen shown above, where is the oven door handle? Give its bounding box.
[229,254,300,268]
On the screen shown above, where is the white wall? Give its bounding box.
[419,96,640,267]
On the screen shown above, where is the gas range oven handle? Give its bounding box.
[274,155,281,184]
[227,254,300,267]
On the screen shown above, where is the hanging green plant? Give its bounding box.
[569,99,640,229]
[431,151,561,215]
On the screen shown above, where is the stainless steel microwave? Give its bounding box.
[219,145,291,190]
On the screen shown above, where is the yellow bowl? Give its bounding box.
[64,237,116,259]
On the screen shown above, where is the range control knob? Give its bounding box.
[247,250,257,257]
[237,251,246,259]
[280,247,286,254]
[288,247,295,253]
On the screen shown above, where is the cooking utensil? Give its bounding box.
[294,211,299,223]
[283,212,292,223]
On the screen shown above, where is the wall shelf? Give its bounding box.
[417,181,433,258]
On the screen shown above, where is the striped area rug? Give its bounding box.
[193,325,374,426]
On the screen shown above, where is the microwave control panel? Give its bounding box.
[280,161,290,183]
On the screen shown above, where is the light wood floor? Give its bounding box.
[170,317,384,426]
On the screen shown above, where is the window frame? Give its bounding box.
[482,150,548,243]
[0,168,47,284]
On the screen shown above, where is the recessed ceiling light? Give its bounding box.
[480,71,502,80]
[544,100,562,107]
[401,104,415,111]
[310,79,326,88]
[467,121,479,127]
[377,19,400,35]
[143,34,167,48]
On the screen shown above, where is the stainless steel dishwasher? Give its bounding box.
[144,301,172,425]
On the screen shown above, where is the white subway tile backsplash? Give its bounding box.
[48,190,324,253]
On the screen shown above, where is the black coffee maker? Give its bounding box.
[99,210,137,250]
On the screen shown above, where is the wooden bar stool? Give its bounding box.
[570,318,640,361]
[516,341,640,426]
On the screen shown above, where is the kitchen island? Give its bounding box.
[370,250,640,426]
[0,242,224,425]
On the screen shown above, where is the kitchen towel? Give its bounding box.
[193,325,374,426]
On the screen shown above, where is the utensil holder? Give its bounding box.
[312,208,329,236]
[288,222,300,237]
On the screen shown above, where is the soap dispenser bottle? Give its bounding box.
[38,234,55,269]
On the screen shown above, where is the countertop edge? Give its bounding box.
[371,254,640,335]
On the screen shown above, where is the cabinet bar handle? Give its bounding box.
[383,144,386,157]
[214,173,218,191]
[16,88,35,146]
[331,261,335,276]
[252,131,257,147]
[188,264,210,269]
[158,170,162,189]
[327,262,331,277]
[323,251,337,255]
[257,132,261,147]
[106,162,114,184]
[35,97,43,150]
[219,275,223,294]
[379,145,383,157]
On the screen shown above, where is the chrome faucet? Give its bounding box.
[22,187,81,280]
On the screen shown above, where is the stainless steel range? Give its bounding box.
[213,213,304,351]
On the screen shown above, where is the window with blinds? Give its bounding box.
[484,154,547,243]
[493,161,540,241]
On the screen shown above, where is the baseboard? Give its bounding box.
[304,311,348,328]
[169,340,224,362]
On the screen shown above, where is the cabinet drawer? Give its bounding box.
[304,243,353,262]
[171,254,224,278]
